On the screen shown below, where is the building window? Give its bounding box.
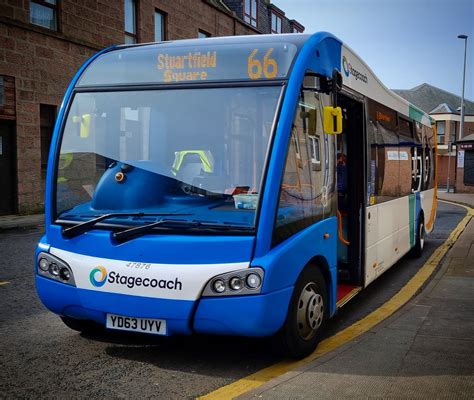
[30,0,58,31]
[40,104,57,172]
[292,27,300,33]
[271,13,282,34]
[244,0,258,28]
[451,121,457,141]
[154,9,166,42]
[436,121,445,144]
[308,135,320,164]
[124,0,137,44]
[198,30,211,38]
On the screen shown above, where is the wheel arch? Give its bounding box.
[304,255,336,317]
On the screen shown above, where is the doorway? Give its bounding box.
[0,122,16,215]
[336,93,365,288]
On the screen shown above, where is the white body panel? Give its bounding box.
[365,197,411,286]
[50,248,248,301]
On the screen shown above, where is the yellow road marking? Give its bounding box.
[199,201,473,400]
[0,281,10,286]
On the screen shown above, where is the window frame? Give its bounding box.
[154,8,167,42]
[198,29,211,39]
[436,120,445,145]
[308,134,320,165]
[271,12,283,34]
[243,0,258,28]
[29,0,59,31]
[124,0,138,44]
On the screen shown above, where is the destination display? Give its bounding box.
[78,42,298,86]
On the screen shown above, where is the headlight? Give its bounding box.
[36,252,76,287]
[212,279,226,293]
[38,258,50,271]
[246,273,261,289]
[202,267,264,297]
[229,276,243,291]
[49,263,60,276]
[59,267,71,281]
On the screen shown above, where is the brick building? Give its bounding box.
[0,0,303,215]
[394,83,474,192]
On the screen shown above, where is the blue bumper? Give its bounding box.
[36,276,293,337]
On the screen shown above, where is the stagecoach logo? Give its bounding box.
[90,266,107,287]
[88,266,183,291]
[342,56,368,83]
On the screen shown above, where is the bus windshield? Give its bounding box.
[55,86,282,230]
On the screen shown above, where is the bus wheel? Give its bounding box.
[60,316,103,334]
[411,215,425,258]
[272,267,327,359]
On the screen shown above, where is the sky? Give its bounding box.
[272,0,474,100]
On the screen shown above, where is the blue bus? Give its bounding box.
[36,33,437,358]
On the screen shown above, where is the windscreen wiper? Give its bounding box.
[112,219,254,243]
[61,213,192,239]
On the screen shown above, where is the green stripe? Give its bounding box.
[409,104,425,124]
[409,194,415,247]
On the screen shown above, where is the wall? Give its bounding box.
[437,154,456,188]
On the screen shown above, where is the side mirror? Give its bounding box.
[323,106,343,134]
[72,114,92,138]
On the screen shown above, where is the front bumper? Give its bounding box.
[36,275,293,337]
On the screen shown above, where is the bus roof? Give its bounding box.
[76,32,432,127]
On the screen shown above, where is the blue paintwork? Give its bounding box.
[253,217,338,316]
[415,191,422,236]
[37,32,344,337]
[36,276,194,335]
[194,287,293,336]
[46,224,254,264]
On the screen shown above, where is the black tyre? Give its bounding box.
[411,215,425,258]
[271,266,328,359]
[60,316,103,334]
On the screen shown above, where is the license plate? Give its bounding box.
[106,314,166,335]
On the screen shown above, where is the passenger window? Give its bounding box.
[367,99,399,204]
[272,89,336,246]
[411,121,423,192]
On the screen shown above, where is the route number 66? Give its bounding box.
[247,48,278,80]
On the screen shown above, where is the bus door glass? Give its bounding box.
[272,82,336,246]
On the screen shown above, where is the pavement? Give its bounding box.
[239,195,474,399]
[437,191,474,208]
[0,213,44,231]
